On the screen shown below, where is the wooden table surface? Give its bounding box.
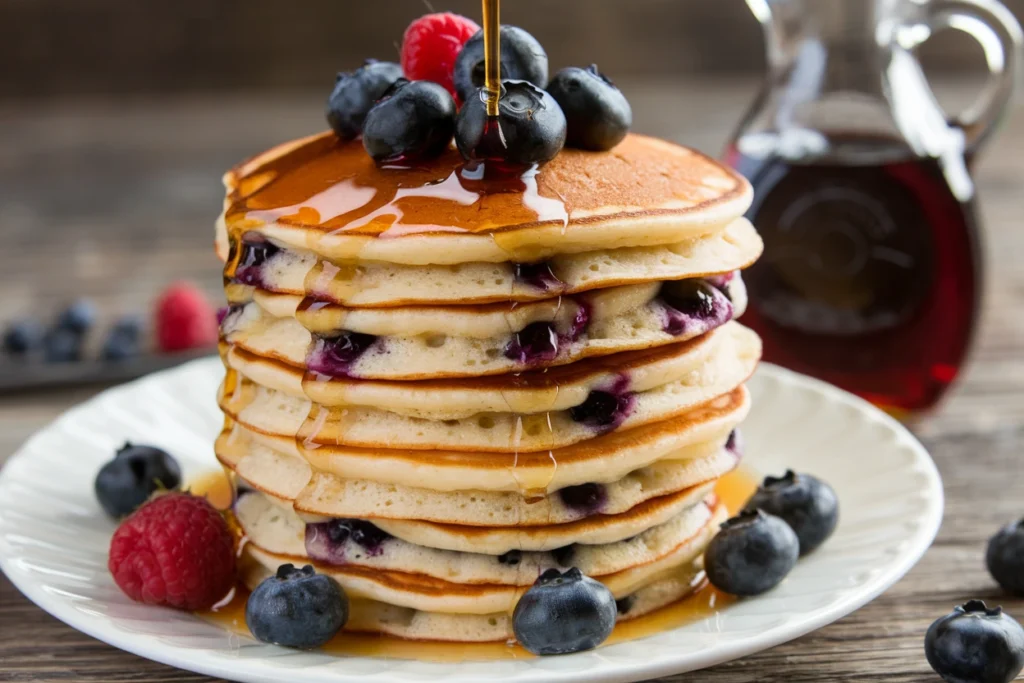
[1,81,1023,682]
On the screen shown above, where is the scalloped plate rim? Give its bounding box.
[0,359,943,683]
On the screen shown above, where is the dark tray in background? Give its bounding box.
[0,351,214,394]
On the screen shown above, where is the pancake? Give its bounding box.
[246,281,658,337]
[240,500,725,614]
[239,557,707,642]
[367,483,716,555]
[221,322,741,419]
[218,325,759,452]
[296,446,739,526]
[216,132,753,266]
[217,384,750,493]
[218,427,738,525]
[236,489,717,585]
[220,277,744,380]
[222,217,761,307]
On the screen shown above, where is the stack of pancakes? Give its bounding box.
[214,131,762,642]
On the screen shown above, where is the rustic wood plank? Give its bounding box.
[0,82,1022,681]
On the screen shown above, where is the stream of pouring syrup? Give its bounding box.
[482,0,501,117]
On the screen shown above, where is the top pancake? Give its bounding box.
[217,132,753,265]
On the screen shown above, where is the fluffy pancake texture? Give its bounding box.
[218,323,759,451]
[217,384,749,493]
[221,275,746,380]
[227,217,760,307]
[216,129,760,641]
[221,321,735,418]
[237,490,726,615]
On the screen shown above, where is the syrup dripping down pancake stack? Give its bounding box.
[214,130,762,642]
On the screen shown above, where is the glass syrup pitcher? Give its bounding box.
[725,0,1022,416]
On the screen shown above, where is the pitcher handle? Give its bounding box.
[899,0,1023,153]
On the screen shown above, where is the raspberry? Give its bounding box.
[154,282,218,352]
[108,493,236,610]
[401,13,480,101]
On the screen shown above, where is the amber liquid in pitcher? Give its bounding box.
[726,134,980,414]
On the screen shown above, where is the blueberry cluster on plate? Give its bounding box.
[325,15,632,166]
[705,470,839,597]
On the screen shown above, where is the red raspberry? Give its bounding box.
[108,493,236,610]
[401,13,480,101]
[154,282,218,352]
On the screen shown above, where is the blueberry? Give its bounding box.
[744,470,838,556]
[102,316,143,361]
[550,545,576,566]
[3,319,44,355]
[326,59,404,139]
[705,509,799,596]
[569,390,634,430]
[456,80,566,166]
[660,280,733,335]
[452,26,548,104]
[925,600,1024,683]
[567,302,591,342]
[362,79,456,163]
[513,568,616,656]
[94,442,181,518]
[514,261,563,291]
[44,327,84,363]
[547,65,632,151]
[498,550,522,566]
[504,321,559,364]
[558,483,607,515]
[246,564,348,649]
[306,518,391,564]
[234,237,280,287]
[330,519,391,553]
[615,595,636,615]
[725,428,743,455]
[987,519,1024,594]
[663,281,721,320]
[306,332,378,377]
[57,299,96,333]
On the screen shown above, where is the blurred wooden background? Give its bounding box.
[2,0,1019,99]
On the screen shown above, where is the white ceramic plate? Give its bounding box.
[0,359,942,683]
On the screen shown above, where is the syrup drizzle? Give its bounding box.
[225,141,569,238]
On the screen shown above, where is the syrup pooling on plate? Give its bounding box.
[197,578,731,661]
[193,468,756,659]
[224,138,570,238]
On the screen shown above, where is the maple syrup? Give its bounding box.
[193,467,757,661]
[456,0,525,180]
[187,468,235,511]
[722,0,1024,415]
[481,0,501,118]
[223,135,568,240]
[727,134,980,414]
